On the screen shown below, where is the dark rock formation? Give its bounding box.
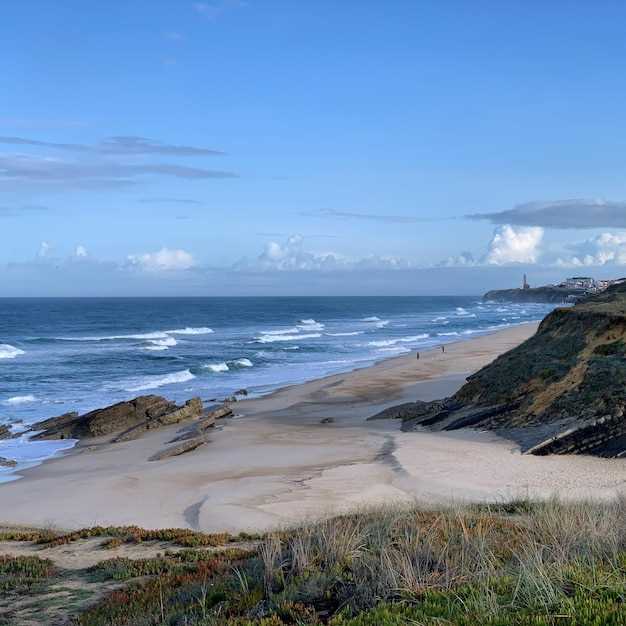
[149,435,208,461]
[28,396,203,442]
[0,456,17,468]
[205,404,234,421]
[382,281,626,457]
[369,400,460,422]
[167,404,229,443]
[0,424,11,440]
[320,417,334,424]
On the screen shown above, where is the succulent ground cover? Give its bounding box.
[2,498,626,625]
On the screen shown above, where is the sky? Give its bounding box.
[2,1,626,296]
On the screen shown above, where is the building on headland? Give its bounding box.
[557,276,599,291]
[485,275,626,303]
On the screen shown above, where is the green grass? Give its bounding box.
[3,499,626,624]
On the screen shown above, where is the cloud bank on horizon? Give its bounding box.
[3,132,626,290]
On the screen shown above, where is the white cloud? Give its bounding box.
[438,251,476,267]
[127,248,195,271]
[485,225,543,265]
[556,232,626,267]
[74,245,88,258]
[237,235,412,272]
[37,241,51,258]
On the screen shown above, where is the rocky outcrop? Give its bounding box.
[0,456,17,468]
[483,286,587,303]
[0,425,12,440]
[381,281,626,458]
[167,403,232,443]
[369,400,459,422]
[148,435,208,461]
[28,396,204,442]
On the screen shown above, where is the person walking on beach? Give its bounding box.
[441,345,445,353]
[416,351,420,360]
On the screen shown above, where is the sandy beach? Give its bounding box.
[2,321,626,533]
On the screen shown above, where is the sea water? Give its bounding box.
[0,296,557,481]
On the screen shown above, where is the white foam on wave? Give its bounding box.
[125,369,195,392]
[433,316,448,322]
[58,327,213,342]
[361,316,381,322]
[256,332,321,343]
[144,336,177,351]
[3,395,36,405]
[263,327,301,335]
[232,358,253,367]
[0,344,25,360]
[0,432,77,483]
[438,332,459,337]
[377,346,411,354]
[58,331,170,342]
[375,320,390,329]
[326,331,363,337]
[368,334,429,348]
[455,307,476,318]
[298,319,325,331]
[166,327,214,335]
[204,362,229,373]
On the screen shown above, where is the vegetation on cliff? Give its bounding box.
[483,285,587,303]
[3,499,626,624]
[395,281,626,456]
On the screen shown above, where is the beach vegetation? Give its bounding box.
[3,499,626,624]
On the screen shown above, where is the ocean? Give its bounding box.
[0,296,556,481]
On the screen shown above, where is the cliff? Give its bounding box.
[378,281,626,457]
[483,286,586,303]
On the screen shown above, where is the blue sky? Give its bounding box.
[2,1,626,295]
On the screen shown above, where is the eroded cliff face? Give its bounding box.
[392,283,626,457]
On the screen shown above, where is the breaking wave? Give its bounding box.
[165,327,214,335]
[3,394,36,405]
[204,362,229,373]
[144,336,178,351]
[368,334,429,348]
[125,369,195,392]
[298,319,325,331]
[0,344,25,359]
[232,358,253,367]
[256,332,321,343]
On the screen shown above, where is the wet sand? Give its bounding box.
[2,322,626,533]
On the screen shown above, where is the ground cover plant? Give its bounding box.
[2,498,626,624]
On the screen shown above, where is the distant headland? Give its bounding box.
[484,274,626,303]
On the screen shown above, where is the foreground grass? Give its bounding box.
[2,498,626,624]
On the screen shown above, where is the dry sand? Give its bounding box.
[2,321,626,533]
